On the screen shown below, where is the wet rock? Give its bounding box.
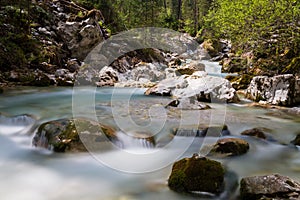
[291,134,300,146]
[210,138,249,156]
[246,74,300,106]
[241,128,267,140]
[173,124,230,137]
[0,114,36,135]
[240,174,300,200]
[32,118,118,152]
[145,72,239,103]
[121,131,156,148]
[168,155,225,194]
[0,87,3,93]
[166,97,211,110]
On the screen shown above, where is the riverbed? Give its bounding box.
[0,87,300,200]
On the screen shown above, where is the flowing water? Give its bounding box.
[0,84,300,199]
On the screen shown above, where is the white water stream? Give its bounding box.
[0,85,299,200]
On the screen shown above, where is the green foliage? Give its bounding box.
[204,0,300,73]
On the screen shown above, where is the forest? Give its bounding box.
[0,0,299,76]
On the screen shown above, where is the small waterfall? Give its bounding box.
[0,114,36,135]
[115,131,155,149]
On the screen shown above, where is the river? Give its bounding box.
[0,85,300,200]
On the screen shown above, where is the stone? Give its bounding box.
[173,124,230,137]
[30,70,52,86]
[145,72,240,103]
[246,74,300,106]
[210,138,249,156]
[0,87,3,93]
[168,155,225,194]
[241,128,267,140]
[240,174,300,200]
[176,66,195,75]
[166,98,211,110]
[32,118,118,152]
[55,69,75,86]
[291,134,300,146]
[288,107,300,115]
[66,59,80,72]
[97,66,119,87]
[57,10,105,60]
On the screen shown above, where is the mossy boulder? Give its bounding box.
[32,118,118,152]
[168,155,225,194]
[210,138,249,156]
[241,128,267,140]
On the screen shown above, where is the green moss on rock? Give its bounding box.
[168,155,225,194]
[210,138,249,156]
[33,118,118,152]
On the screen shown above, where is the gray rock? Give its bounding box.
[57,12,104,60]
[145,72,239,103]
[55,69,75,86]
[96,66,119,86]
[246,74,300,106]
[240,174,300,200]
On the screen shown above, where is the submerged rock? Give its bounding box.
[173,124,230,137]
[240,128,267,140]
[168,155,225,194]
[240,174,300,200]
[166,98,211,110]
[0,113,36,135]
[32,118,118,152]
[210,138,249,156]
[246,74,300,106]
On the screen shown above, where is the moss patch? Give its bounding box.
[168,155,225,194]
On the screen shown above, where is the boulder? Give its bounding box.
[241,128,267,140]
[32,118,118,152]
[168,154,225,194]
[240,174,300,200]
[118,62,166,83]
[145,72,240,103]
[57,10,105,60]
[0,87,3,93]
[291,134,300,146]
[246,74,300,106]
[210,138,249,156]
